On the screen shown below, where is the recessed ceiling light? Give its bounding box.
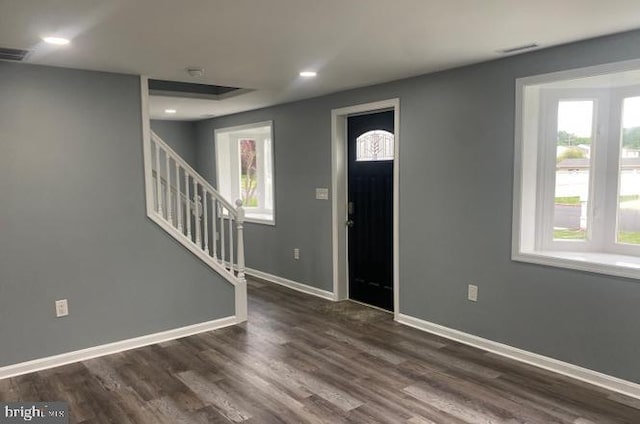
[164,109,177,114]
[43,36,70,46]
[299,71,317,78]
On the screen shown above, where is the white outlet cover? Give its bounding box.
[315,188,329,200]
[294,248,300,259]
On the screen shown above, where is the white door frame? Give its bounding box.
[331,98,400,319]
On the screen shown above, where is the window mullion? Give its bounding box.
[583,91,606,252]
[256,138,265,211]
[233,135,241,203]
[606,89,630,254]
[537,92,558,251]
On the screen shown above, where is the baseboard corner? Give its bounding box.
[245,267,336,301]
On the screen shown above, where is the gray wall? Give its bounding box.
[0,62,234,368]
[150,119,198,168]
[195,29,640,383]
[196,104,333,290]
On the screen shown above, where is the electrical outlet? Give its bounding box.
[55,299,69,317]
[467,284,478,302]
[293,248,300,260]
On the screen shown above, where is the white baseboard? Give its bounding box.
[245,267,336,301]
[0,315,237,380]
[396,313,640,400]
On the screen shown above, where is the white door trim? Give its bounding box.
[331,99,400,319]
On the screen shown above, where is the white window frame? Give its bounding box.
[215,121,275,225]
[537,89,603,253]
[513,59,640,280]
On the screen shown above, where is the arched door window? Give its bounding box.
[356,130,394,161]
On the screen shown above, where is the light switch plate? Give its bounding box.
[467,285,478,302]
[315,188,329,200]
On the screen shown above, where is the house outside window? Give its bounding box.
[513,60,640,279]
[215,121,275,224]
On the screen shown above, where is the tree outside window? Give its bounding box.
[239,139,258,207]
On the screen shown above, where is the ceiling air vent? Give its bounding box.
[0,46,30,61]
[500,43,539,55]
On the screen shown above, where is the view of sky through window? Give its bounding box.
[557,100,594,137]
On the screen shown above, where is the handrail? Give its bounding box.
[151,132,237,214]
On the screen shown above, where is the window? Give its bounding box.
[356,130,395,161]
[514,60,640,279]
[215,121,274,224]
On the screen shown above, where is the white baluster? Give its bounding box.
[212,199,218,260]
[220,204,226,265]
[235,198,247,322]
[185,173,191,239]
[165,153,172,223]
[229,215,234,272]
[203,189,209,254]
[154,141,163,215]
[176,163,182,232]
[195,182,201,247]
[235,198,246,284]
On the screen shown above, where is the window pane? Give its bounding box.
[553,101,593,241]
[239,139,258,207]
[617,96,640,245]
[356,130,394,161]
[215,121,274,224]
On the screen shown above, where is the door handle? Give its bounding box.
[346,220,354,227]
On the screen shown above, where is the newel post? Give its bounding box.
[234,199,247,322]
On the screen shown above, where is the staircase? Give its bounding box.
[142,130,247,322]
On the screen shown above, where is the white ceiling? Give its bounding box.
[2,0,640,120]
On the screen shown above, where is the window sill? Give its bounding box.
[221,211,274,225]
[513,250,640,280]
[244,213,275,226]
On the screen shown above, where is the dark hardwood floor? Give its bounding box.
[2,278,640,423]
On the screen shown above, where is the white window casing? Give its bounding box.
[513,60,640,279]
[215,121,275,225]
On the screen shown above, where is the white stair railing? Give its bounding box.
[143,131,247,322]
